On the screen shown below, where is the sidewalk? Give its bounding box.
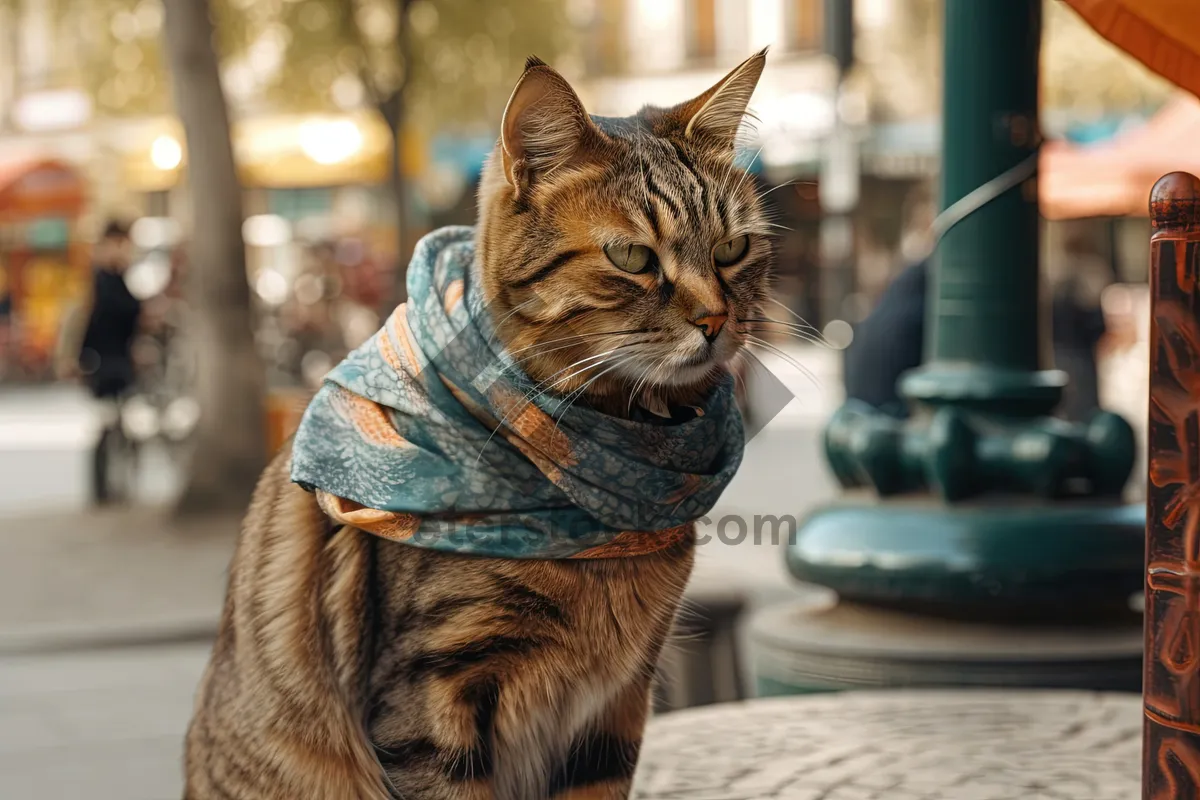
[0,508,234,798]
[0,507,236,654]
[0,344,840,798]
[0,641,211,800]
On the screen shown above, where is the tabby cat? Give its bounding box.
[184,50,771,800]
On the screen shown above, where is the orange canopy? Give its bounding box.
[1064,0,1200,100]
[0,158,85,222]
[1040,95,1200,219]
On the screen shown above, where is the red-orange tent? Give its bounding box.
[1046,0,1200,219]
[0,158,86,222]
[1040,95,1200,219]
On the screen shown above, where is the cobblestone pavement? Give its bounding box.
[2,667,1145,800]
[632,690,1143,799]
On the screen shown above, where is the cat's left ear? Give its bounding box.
[671,48,767,148]
[501,56,597,197]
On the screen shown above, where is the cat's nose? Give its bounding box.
[692,311,728,343]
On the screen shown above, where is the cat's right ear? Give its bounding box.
[501,57,595,197]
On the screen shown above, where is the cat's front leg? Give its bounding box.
[547,677,652,800]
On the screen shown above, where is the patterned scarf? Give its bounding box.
[291,227,744,559]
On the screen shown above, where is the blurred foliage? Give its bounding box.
[47,0,572,130]
[856,0,941,121]
[858,0,1174,122]
[279,0,572,128]
[70,0,172,116]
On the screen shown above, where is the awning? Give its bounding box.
[1063,0,1200,100]
[121,112,427,191]
[0,158,86,222]
[1053,0,1200,216]
[1040,95,1200,219]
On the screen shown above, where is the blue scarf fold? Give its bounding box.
[290,226,744,559]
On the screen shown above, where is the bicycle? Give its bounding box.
[91,391,138,506]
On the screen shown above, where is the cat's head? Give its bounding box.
[477,50,772,416]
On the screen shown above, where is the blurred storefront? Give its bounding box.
[0,157,89,382]
[116,111,432,393]
[0,89,503,393]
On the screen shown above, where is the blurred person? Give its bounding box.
[0,263,10,381]
[842,257,927,417]
[79,221,141,396]
[1051,234,1109,422]
[76,220,142,504]
[842,192,932,416]
[845,227,1112,423]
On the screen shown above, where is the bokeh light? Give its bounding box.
[150,135,183,170]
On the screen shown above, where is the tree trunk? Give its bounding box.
[385,0,414,312]
[0,1,19,131]
[161,0,266,516]
[385,101,410,310]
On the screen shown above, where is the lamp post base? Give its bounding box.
[787,500,1144,617]
[748,592,1143,696]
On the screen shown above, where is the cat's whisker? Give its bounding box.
[745,336,822,389]
[478,337,655,463]
[746,334,808,369]
[517,349,626,407]
[554,358,630,416]
[626,351,674,415]
[740,318,830,347]
[756,178,815,200]
[474,349,631,465]
[503,333,655,374]
[625,359,652,415]
[730,351,750,395]
[551,355,641,434]
[740,347,787,390]
[503,328,654,360]
[743,345,821,394]
[544,353,637,433]
[488,298,539,346]
[765,298,825,335]
[648,353,681,397]
[739,318,825,341]
[730,145,765,197]
[743,326,828,350]
[635,132,653,217]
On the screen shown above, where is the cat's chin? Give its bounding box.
[652,351,737,392]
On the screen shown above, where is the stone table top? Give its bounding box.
[632,690,1142,799]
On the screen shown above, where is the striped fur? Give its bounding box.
[185,52,769,800]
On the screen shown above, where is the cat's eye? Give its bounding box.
[604,243,656,274]
[713,235,750,266]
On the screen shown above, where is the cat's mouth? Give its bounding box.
[602,329,742,394]
[657,335,740,385]
[681,348,715,367]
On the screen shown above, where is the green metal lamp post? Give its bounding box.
[750,0,1145,694]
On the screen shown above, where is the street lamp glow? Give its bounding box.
[150,135,183,170]
[298,119,363,165]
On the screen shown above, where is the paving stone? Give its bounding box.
[632,691,1143,799]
